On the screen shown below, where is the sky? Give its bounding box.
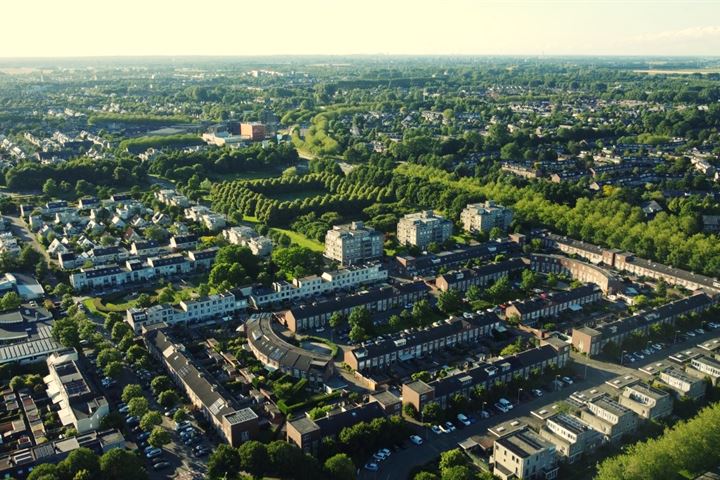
[2,0,720,57]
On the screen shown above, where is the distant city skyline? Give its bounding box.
[2,0,720,58]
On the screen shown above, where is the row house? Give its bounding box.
[504,285,602,326]
[279,281,429,332]
[126,291,243,333]
[248,263,388,309]
[344,312,501,371]
[578,395,638,444]
[571,293,715,356]
[435,258,527,292]
[402,343,570,413]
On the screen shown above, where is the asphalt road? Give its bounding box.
[362,328,720,480]
[5,213,52,264]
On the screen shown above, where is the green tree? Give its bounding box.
[121,384,144,404]
[158,390,179,409]
[42,178,59,196]
[27,463,60,480]
[150,375,173,396]
[349,324,368,343]
[441,465,474,480]
[421,402,442,423]
[0,292,22,311]
[324,453,355,480]
[173,408,189,423]
[208,445,241,480]
[414,473,440,480]
[328,311,345,330]
[100,448,148,480]
[58,447,100,480]
[437,288,462,314]
[139,411,162,432]
[127,397,149,418]
[439,449,468,473]
[103,361,124,379]
[238,440,269,478]
[520,269,538,291]
[148,426,171,448]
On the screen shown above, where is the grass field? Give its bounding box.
[271,227,324,252]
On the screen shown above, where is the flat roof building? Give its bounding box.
[396,210,453,249]
[492,427,559,480]
[324,221,384,265]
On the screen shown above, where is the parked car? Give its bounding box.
[364,463,379,472]
[193,448,211,458]
[373,452,387,462]
[457,413,471,426]
[378,448,391,458]
[145,448,162,459]
[495,402,511,413]
[431,425,443,434]
[175,421,191,431]
[152,462,171,471]
[444,421,456,432]
[561,376,574,385]
[531,389,544,397]
[409,435,423,445]
[498,398,514,409]
[480,410,491,419]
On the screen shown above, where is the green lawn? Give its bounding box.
[271,228,324,252]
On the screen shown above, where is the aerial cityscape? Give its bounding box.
[1,2,720,480]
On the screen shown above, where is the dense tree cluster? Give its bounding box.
[149,143,298,182]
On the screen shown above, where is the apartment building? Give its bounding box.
[396,210,453,249]
[240,122,266,141]
[0,429,124,480]
[0,233,20,256]
[571,293,715,356]
[687,355,720,385]
[492,427,559,480]
[530,254,623,295]
[279,280,428,332]
[618,383,673,420]
[70,249,217,291]
[396,240,520,275]
[579,395,638,443]
[539,413,602,464]
[540,232,720,293]
[44,349,108,434]
[287,401,386,455]
[461,201,513,233]
[245,313,333,386]
[144,328,259,447]
[126,292,243,333]
[402,344,570,413]
[154,189,190,208]
[504,285,602,325]
[248,263,387,309]
[324,221,384,265]
[659,368,706,400]
[435,258,527,292]
[169,234,198,251]
[344,312,500,371]
[223,226,273,256]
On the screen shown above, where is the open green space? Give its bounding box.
[270,227,324,252]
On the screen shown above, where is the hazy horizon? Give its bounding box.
[2,0,720,58]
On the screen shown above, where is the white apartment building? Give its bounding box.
[44,349,109,434]
[396,210,453,248]
[223,226,273,256]
[324,221,384,265]
[461,201,513,233]
[126,292,244,333]
[492,428,559,480]
[249,263,388,308]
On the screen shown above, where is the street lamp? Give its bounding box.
[555,375,560,392]
[620,350,627,366]
[482,401,487,416]
[517,388,523,405]
[674,330,681,344]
